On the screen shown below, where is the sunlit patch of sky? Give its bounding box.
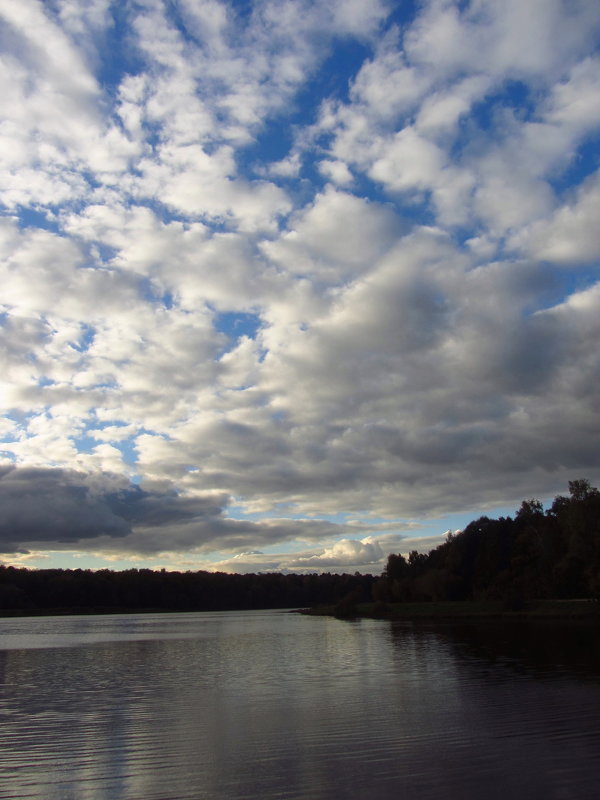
[15,208,61,232]
[549,133,600,194]
[468,80,535,131]
[214,310,262,343]
[94,4,149,96]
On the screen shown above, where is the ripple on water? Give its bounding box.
[0,612,599,800]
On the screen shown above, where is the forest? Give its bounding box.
[374,479,600,608]
[0,480,598,614]
[0,562,375,614]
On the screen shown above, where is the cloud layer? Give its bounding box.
[1,0,599,572]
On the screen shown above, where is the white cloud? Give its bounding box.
[350,41,428,120]
[513,172,600,263]
[318,160,354,186]
[405,0,600,81]
[265,153,302,178]
[328,0,389,38]
[261,187,402,283]
[544,56,600,132]
[415,76,490,135]
[369,126,446,192]
[290,536,385,568]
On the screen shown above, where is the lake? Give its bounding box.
[0,610,598,799]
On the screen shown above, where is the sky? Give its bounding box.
[1,0,599,575]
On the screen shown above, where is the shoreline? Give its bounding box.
[0,599,597,620]
[297,599,600,621]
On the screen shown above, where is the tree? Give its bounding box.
[568,479,599,502]
[516,498,544,520]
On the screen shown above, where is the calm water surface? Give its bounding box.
[0,610,599,799]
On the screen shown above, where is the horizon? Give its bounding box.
[1,0,599,574]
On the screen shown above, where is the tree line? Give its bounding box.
[0,562,375,613]
[1,479,598,614]
[374,479,600,608]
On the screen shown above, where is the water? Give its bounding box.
[0,610,598,800]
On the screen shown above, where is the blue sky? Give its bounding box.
[0,0,599,574]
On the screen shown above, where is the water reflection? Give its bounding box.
[0,611,599,799]
[400,618,600,682]
[384,620,600,798]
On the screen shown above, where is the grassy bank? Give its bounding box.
[299,598,600,620]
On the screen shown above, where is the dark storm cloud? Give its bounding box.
[0,466,386,557]
[0,466,226,552]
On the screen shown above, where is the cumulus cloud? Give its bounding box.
[261,187,403,283]
[288,537,386,568]
[1,0,599,570]
[513,173,600,264]
[202,531,446,575]
[207,540,387,574]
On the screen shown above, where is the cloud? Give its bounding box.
[202,531,446,575]
[0,466,133,548]
[308,0,600,238]
[288,536,386,568]
[0,465,418,562]
[513,172,600,264]
[261,187,403,283]
[318,160,354,186]
[1,1,600,571]
[370,127,447,193]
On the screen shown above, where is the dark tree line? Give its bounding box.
[1,479,598,615]
[374,480,600,607]
[0,563,375,614]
